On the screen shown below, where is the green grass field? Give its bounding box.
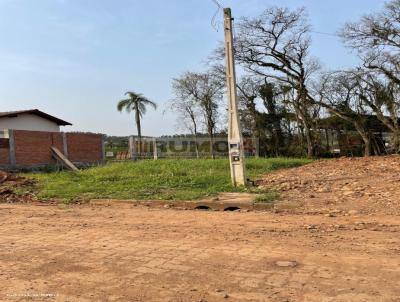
[26,158,311,202]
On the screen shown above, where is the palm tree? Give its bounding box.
[117,91,157,155]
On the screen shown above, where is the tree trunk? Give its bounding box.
[250,114,260,158]
[344,128,351,157]
[135,104,142,157]
[316,102,372,157]
[248,102,260,158]
[194,135,200,159]
[297,125,305,156]
[371,133,380,156]
[375,115,399,153]
[304,125,314,159]
[354,121,371,157]
[364,139,371,157]
[391,130,400,153]
[192,117,199,159]
[297,110,314,158]
[361,98,400,153]
[206,111,215,159]
[209,135,215,159]
[209,126,215,160]
[325,128,330,152]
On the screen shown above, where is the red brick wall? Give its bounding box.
[1,130,103,167]
[66,133,103,163]
[0,138,9,165]
[13,130,64,166]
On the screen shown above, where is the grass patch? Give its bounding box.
[25,157,311,202]
[255,192,280,204]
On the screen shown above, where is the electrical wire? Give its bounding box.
[211,0,223,9]
[310,30,340,37]
[211,0,224,32]
[209,0,339,37]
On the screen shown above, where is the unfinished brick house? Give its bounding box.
[0,109,105,170]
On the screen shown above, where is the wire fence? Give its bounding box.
[106,136,258,161]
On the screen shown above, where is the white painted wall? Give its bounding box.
[0,113,61,132]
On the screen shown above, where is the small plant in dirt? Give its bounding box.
[255,192,280,204]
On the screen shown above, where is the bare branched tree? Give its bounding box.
[340,0,400,153]
[353,71,400,152]
[236,76,261,135]
[341,0,400,86]
[316,72,373,156]
[170,88,202,158]
[234,7,321,157]
[172,71,224,158]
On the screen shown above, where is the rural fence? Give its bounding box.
[106,136,259,161]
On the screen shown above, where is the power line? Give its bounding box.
[210,0,224,31]
[310,30,340,37]
[211,0,223,9]
[209,0,340,37]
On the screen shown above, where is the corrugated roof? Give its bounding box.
[0,109,72,126]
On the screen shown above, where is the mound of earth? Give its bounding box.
[0,171,36,203]
[259,155,400,216]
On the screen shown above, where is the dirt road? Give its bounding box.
[0,206,399,302]
[0,156,399,302]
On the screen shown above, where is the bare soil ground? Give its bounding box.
[260,155,400,216]
[0,156,400,302]
[0,171,35,204]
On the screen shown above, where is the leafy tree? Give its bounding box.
[117,91,157,154]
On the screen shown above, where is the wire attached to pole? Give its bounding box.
[210,0,224,32]
[211,0,223,8]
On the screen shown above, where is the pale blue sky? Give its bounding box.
[0,0,384,136]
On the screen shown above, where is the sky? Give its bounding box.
[0,0,385,136]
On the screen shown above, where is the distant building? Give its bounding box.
[0,109,72,133]
[318,114,398,156]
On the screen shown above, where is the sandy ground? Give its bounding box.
[0,156,400,302]
[259,155,400,216]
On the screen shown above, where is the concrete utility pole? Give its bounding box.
[129,136,137,161]
[153,138,158,160]
[223,8,247,187]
